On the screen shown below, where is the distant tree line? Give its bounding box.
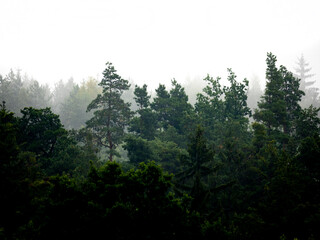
[0,53,319,239]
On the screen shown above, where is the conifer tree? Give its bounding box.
[86,62,132,161]
[129,84,157,140]
[254,53,304,147]
[294,54,319,108]
[294,54,315,92]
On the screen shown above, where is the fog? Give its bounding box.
[0,0,319,91]
[2,2,320,238]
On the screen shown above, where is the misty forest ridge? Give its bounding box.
[1,53,320,240]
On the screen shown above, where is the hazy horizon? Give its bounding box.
[1,0,320,90]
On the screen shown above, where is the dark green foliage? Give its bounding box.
[134,84,150,110]
[45,133,96,177]
[254,53,304,148]
[18,107,66,159]
[297,135,320,180]
[252,122,268,151]
[124,135,187,174]
[129,108,158,140]
[175,126,226,212]
[195,74,224,135]
[129,84,157,140]
[123,135,153,165]
[0,102,19,159]
[151,80,195,143]
[82,161,199,240]
[296,105,320,140]
[27,175,88,240]
[167,80,195,135]
[196,69,251,147]
[223,69,251,121]
[149,138,187,174]
[1,55,320,239]
[0,103,41,239]
[151,84,171,129]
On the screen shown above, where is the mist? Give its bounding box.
[1,1,320,239]
[1,0,320,90]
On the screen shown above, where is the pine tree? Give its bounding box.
[86,62,132,161]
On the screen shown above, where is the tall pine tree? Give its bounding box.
[86,62,132,161]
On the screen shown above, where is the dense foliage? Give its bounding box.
[0,53,319,239]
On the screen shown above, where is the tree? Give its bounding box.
[134,84,150,110]
[175,126,224,212]
[281,68,304,135]
[129,84,157,140]
[0,103,41,239]
[254,53,285,136]
[0,69,28,115]
[129,108,157,140]
[195,74,224,142]
[294,54,315,92]
[18,107,66,160]
[151,83,171,130]
[151,80,195,146]
[223,69,251,122]
[295,106,320,140]
[0,70,52,115]
[52,78,76,114]
[168,79,194,135]
[217,69,252,171]
[149,138,187,174]
[294,54,319,108]
[86,62,132,161]
[123,135,153,165]
[83,161,199,239]
[26,79,52,109]
[254,53,304,148]
[196,69,251,146]
[60,78,101,129]
[0,101,19,160]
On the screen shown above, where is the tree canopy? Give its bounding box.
[0,53,319,240]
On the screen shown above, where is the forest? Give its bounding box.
[0,53,319,240]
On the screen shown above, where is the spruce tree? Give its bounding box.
[254,53,304,148]
[129,84,157,140]
[294,54,319,108]
[294,54,315,92]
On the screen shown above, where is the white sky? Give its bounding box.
[1,0,320,90]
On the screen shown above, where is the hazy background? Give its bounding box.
[1,0,320,90]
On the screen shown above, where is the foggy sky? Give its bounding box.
[1,0,320,90]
